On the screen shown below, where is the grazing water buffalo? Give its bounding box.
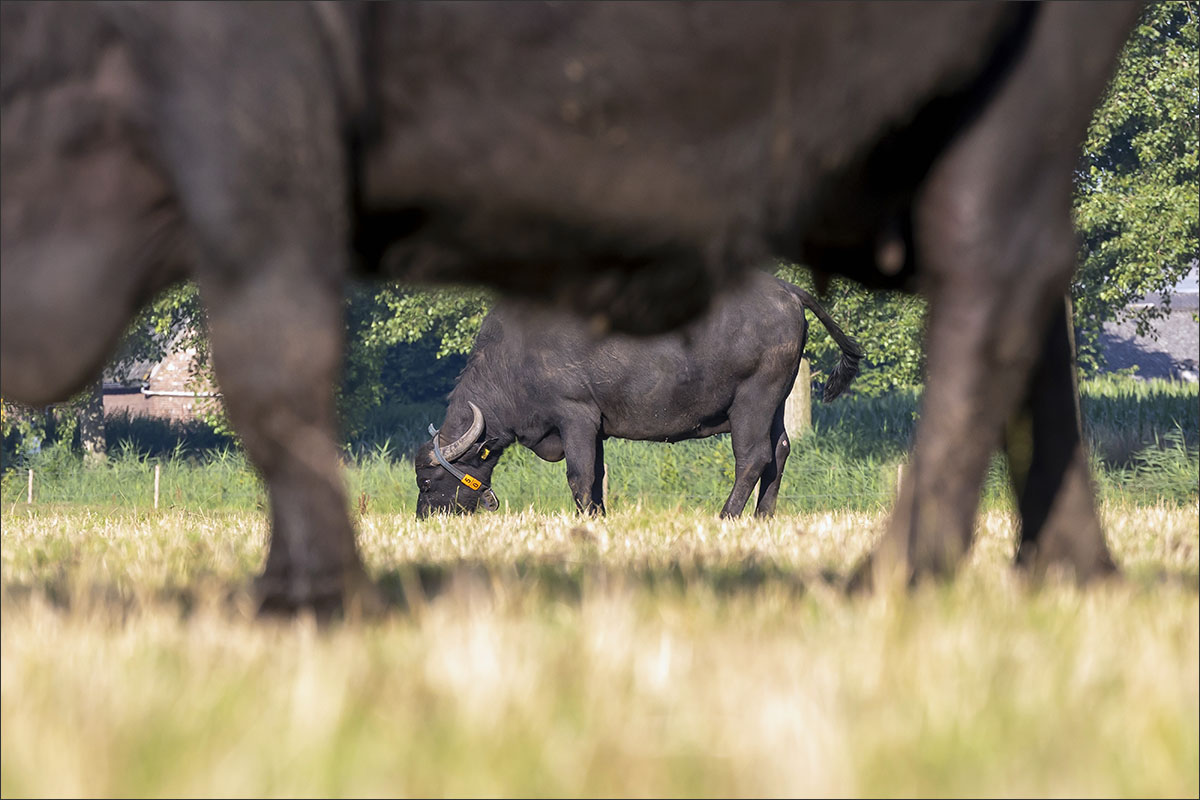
[415,273,862,518]
[1,1,1140,611]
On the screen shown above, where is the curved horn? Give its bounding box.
[439,401,485,461]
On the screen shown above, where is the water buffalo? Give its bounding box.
[415,272,862,518]
[1,1,1140,611]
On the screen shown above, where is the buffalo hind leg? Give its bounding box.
[850,0,1135,591]
[851,195,1078,589]
[1006,297,1116,581]
[753,405,791,516]
[862,277,1039,587]
[722,401,776,518]
[202,266,374,616]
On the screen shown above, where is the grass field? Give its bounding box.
[2,377,1196,796]
[2,502,1197,797]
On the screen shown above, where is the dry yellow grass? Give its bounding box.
[2,503,1197,797]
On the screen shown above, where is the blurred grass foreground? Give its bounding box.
[1,505,1197,797]
[1,376,1197,796]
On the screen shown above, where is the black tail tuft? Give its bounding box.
[822,343,862,403]
[783,282,864,403]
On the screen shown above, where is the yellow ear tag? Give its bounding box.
[461,474,482,491]
[480,448,491,461]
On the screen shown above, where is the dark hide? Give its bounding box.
[415,273,861,518]
[0,2,1140,610]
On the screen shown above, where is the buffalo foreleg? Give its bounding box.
[562,422,605,515]
[202,267,373,616]
[128,1,382,615]
[1006,297,1116,581]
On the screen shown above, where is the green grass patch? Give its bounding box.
[3,378,1196,514]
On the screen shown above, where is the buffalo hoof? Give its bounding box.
[254,567,385,622]
[1015,542,1120,586]
[843,552,910,596]
[844,556,874,595]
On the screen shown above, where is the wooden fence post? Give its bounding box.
[27,468,33,504]
[784,358,812,435]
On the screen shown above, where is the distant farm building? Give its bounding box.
[103,337,221,422]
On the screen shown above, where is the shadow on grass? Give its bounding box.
[374,556,845,610]
[3,558,1195,623]
[0,557,846,622]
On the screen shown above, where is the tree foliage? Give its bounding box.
[338,282,490,439]
[1073,1,1199,373]
[109,283,208,381]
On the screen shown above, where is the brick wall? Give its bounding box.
[102,347,222,422]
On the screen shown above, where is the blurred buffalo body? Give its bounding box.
[0,2,1140,610]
